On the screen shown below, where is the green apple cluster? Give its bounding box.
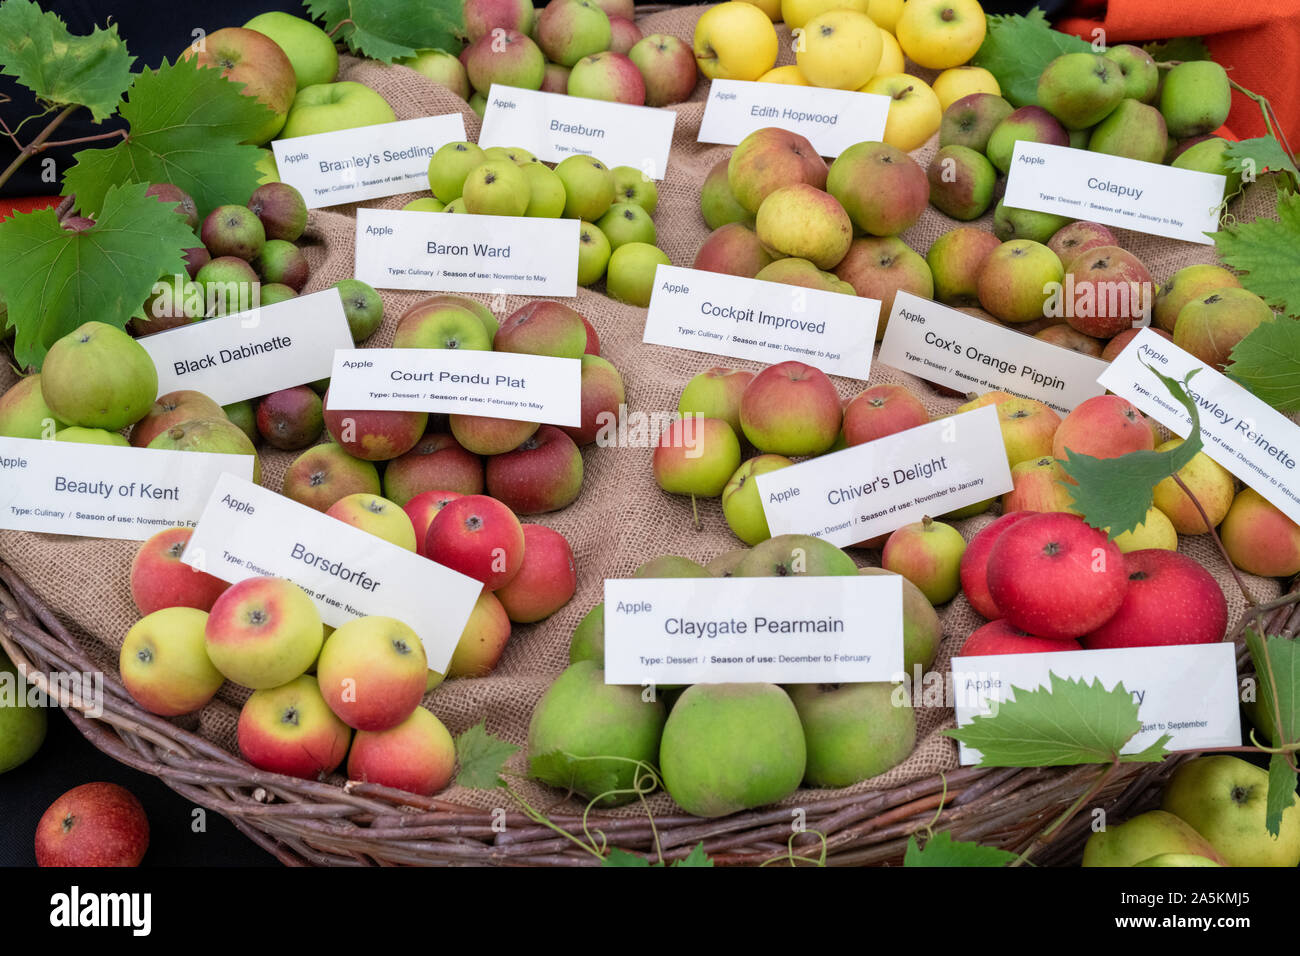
[420,142,670,304]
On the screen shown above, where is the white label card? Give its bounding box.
[0,437,254,540]
[478,85,675,177]
[698,79,889,157]
[602,576,903,685]
[877,291,1109,415]
[1098,328,1300,524]
[182,474,481,673]
[354,207,579,297]
[1003,141,1225,245]
[272,115,468,209]
[952,643,1241,765]
[140,288,355,405]
[326,348,582,427]
[643,265,879,380]
[756,405,1014,546]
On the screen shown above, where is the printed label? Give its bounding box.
[698,78,889,157]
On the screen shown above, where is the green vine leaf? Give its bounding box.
[1141,37,1211,62]
[1267,753,1297,840]
[0,181,195,369]
[1244,628,1300,836]
[602,848,652,867]
[453,720,518,790]
[674,842,714,867]
[1226,318,1300,412]
[945,673,1172,767]
[1212,189,1300,317]
[0,0,135,122]
[305,0,465,63]
[61,57,271,223]
[971,8,1092,108]
[1224,137,1300,192]
[904,831,1016,867]
[1059,367,1203,537]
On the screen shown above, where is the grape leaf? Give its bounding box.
[674,842,713,867]
[971,8,1092,108]
[305,0,465,63]
[1059,366,1203,538]
[453,720,518,790]
[1212,189,1300,317]
[1141,37,1211,62]
[1224,137,1300,190]
[61,57,271,223]
[1267,753,1297,839]
[945,673,1172,767]
[0,0,135,122]
[903,831,1016,867]
[602,849,652,867]
[0,182,195,369]
[1226,318,1300,411]
[1244,628,1300,836]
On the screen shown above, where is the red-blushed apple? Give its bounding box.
[537,0,613,68]
[404,490,463,557]
[926,226,1001,306]
[581,315,600,354]
[1174,288,1275,372]
[130,526,229,615]
[976,239,1064,324]
[1052,394,1154,463]
[677,366,755,436]
[392,297,492,350]
[0,373,66,439]
[1100,326,1171,363]
[382,432,484,505]
[740,361,842,456]
[256,385,323,450]
[568,51,645,105]
[693,223,774,279]
[843,383,930,446]
[958,511,1035,619]
[35,782,149,867]
[128,390,224,448]
[237,674,351,779]
[1063,245,1155,339]
[494,524,577,623]
[607,15,642,54]
[145,182,199,229]
[727,126,828,214]
[464,0,535,41]
[323,390,427,461]
[960,619,1082,655]
[317,616,428,730]
[449,413,539,456]
[119,606,224,716]
[722,454,794,545]
[627,33,697,107]
[425,494,526,590]
[1220,487,1300,577]
[204,577,324,689]
[882,516,967,604]
[181,27,296,144]
[463,28,546,94]
[986,512,1129,640]
[247,181,308,242]
[834,236,934,340]
[485,424,584,514]
[1048,221,1116,265]
[1035,324,1104,357]
[826,140,929,237]
[282,442,382,512]
[755,183,852,270]
[541,61,570,93]
[1002,455,1077,513]
[326,493,418,551]
[347,706,455,796]
[654,416,742,501]
[564,353,626,446]
[494,300,588,359]
[1083,549,1228,649]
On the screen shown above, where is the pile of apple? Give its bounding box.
[409,142,670,303]
[526,534,937,815]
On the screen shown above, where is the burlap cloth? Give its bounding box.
[0,6,1282,825]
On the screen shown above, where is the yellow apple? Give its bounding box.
[694,2,779,81]
[797,10,882,89]
[867,0,905,32]
[876,27,905,75]
[781,0,870,31]
[1151,438,1236,534]
[739,0,782,20]
[861,73,942,151]
[896,0,987,70]
[932,65,1001,110]
[758,64,811,85]
[1110,506,1179,553]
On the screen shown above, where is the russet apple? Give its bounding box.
[237,674,351,779]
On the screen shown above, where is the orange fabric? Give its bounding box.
[0,196,59,221]
[1059,0,1300,148]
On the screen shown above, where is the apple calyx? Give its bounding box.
[244,608,269,627]
[281,706,300,726]
[136,647,153,665]
[61,813,76,833]
[1230,785,1253,805]
[941,8,956,21]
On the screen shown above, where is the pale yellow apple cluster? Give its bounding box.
[695,0,1002,153]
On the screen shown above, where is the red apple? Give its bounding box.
[1052,394,1154,463]
[382,432,484,505]
[959,619,1082,655]
[494,524,577,623]
[347,706,455,796]
[424,494,526,590]
[404,490,464,557]
[237,674,352,779]
[1083,549,1228,649]
[485,424,584,514]
[130,526,229,615]
[323,389,427,461]
[958,511,1035,619]
[562,354,625,446]
[843,383,930,446]
[35,782,149,867]
[494,300,589,359]
[739,361,842,456]
[282,442,382,511]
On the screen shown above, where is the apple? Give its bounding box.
[256,386,322,450]
[861,73,943,153]
[1151,438,1235,534]
[927,144,997,221]
[985,105,1069,174]
[1220,487,1300,577]
[347,706,456,796]
[244,12,338,90]
[323,391,427,461]
[1053,394,1155,463]
[316,616,427,731]
[755,184,852,270]
[606,16,642,54]
[494,524,577,623]
[1083,549,1227,649]
[628,33,697,107]
[326,493,418,551]
[1002,455,1077,514]
[721,454,794,545]
[932,65,1001,109]
[1088,98,1167,164]
[693,1,778,81]
[977,240,1064,324]
[129,389,223,448]
[0,374,66,439]
[1174,287,1274,371]
[1160,60,1231,138]
[1063,244,1154,339]
[834,237,934,339]
[926,226,1000,305]
[1038,52,1125,130]
[521,163,567,218]
[528,660,667,806]
[0,649,45,773]
[383,432,483,505]
[958,512,1035,619]
[568,604,605,664]
[393,298,492,351]
[40,321,157,430]
[144,183,199,230]
[464,28,546,94]
[842,383,929,446]
[1109,506,1178,553]
[796,9,881,90]
[464,0,536,41]
[1035,324,1103,357]
[939,92,1014,154]
[462,158,531,216]
[960,619,1080,655]
[740,361,841,456]
[735,533,858,577]
[182,27,295,144]
[237,675,351,779]
[660,683,804,817]
[596,202,656,250]
[568,51,644,105]
[882,516,966,605]
[130,526,229,615]
[403,491,463,557]
[195,256,259,315]
[1153,264,1241,334]
[701,157,753,230]
[986,511,1128,640]
[635,555,711,578]
[1102,326,1172,362]
[825,141,928,238]
[53,426,127,446]
[895,0,986,70]
[247,182,307,243]
[554,154,615,221]
[678,367,755,435]
[119,606,224,716]
[425,494,526,590]
[693,223,774,279]
[449,414,539,456]
[576,220,612,285]
[1082,809,1228,867]
[201,204,266,262]
[790,682,914,788]
[35,783,149,867]
[611,165,658,215]
[993,396,1061,467]
[542,62,570,94]
[255,240,308,290]
[428,141,487,203]
[1163,755,1300,867]
[858,567,942,672]
[606,242,670,308]
[282,441,382,511]
[486,425,584,514]
[1103,44,1159,102]
[280,81,397,138]
[147,418,261,483]
[727,127,828,214]
[756,257,855,294]
[537,0,612,67]
[1047,221,1116,266]
[204,577,324,690]
[992,200,1072,246]
[653,416,742,501]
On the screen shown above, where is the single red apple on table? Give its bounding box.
[347,706,456,796]
[959,619,1082,656]
[237,674,352,779]
[382,432,484,505]
[130,526,229,615]
[35,782,149,867]
[494,524,578,623]
[316,616,428,730]
[1083,549,1228,649]
[486,424,584,514]
[958,511,1035,619]
[425,494,526,590]
[986,512,1129,640]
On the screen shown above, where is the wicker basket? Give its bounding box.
[5,558,1293,867]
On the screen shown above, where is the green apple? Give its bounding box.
[788,682,915,788]
[992,200,1073,245]
[444,197,468,213]
[244,12,339,90]
[40,321,158,430]
[1102,44,1159,103]
[859,567,941,674]
[148,417,262,484]
[1162,754,1300,867]
[554,154,615,221]
[1171,137,1242,199]
[576,221,612,285]
[1036,52,1125,130]
[653,416,741,498]
[54,426,130,446]
[462,159,531,217]
[332,278,384,343]
[606,242,670,307]
[633,555,712,578]
[722,454,793,545]
[595,201,656,250]
[119,607,224,716]
[396,49,470,100]
[701,157,752,230]
[428,141,487,203]
[881,516,966,605]
[1160,60,1231,138]
[677,366,754,434]
[280,81,396,138]
[403,196,446,212]
[611,165,658,214]
[521,162,567,218]
[734,533,858,577]
[568,603,605,665]
[0,649,46,773]
[1087,98,1167,164]
[1084,810,1228,867]
[223,400,258,443]
[0,374,66,439]
[1132,853,1223,867]
[484,146,538,166]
